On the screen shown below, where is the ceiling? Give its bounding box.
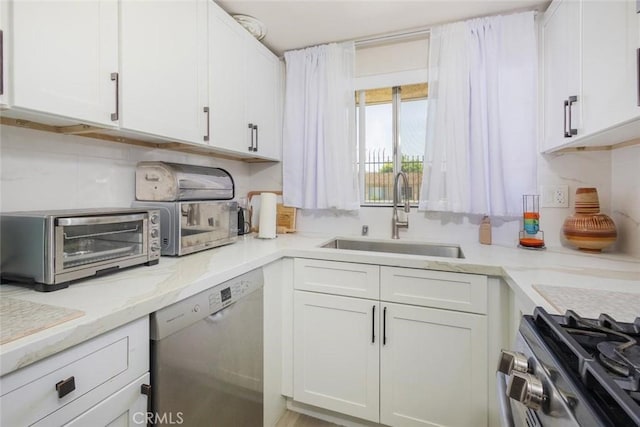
[215,0,551,56]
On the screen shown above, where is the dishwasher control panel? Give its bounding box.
[150,268,264,340]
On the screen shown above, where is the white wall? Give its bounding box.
[0,125,252,212]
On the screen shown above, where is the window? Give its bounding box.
[356,83,427,206]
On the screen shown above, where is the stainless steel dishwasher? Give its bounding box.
[150,269,263,426]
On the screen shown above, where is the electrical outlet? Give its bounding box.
[540,185,569,208]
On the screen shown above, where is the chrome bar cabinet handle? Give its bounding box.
[110,72,119,121]
[253,124,258,152]
[248,123,254,151]
[563,99,569,137]
[567,95,577,137]
[203,107,210,141]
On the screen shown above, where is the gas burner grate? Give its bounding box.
[529,307,640,425]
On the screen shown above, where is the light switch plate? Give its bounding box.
[540,185,569,208]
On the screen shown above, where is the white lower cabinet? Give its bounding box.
[292,261,489,426]
[380,303,487,427]
[50,374,150,427]
[293,291,380,422]
[0,317,149,426]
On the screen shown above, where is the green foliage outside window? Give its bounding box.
[379,155,424,173]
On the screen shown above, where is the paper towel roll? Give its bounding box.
[258,193,277,239]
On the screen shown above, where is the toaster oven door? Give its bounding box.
[54,214,148,275]
[179,202,237,255]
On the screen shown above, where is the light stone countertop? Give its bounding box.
[1,232,638,377]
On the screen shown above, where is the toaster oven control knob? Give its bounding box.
[151,244,160,252]
[150,214,159,225]
[150,229,159,238]
[498,350,529,375]
[507,371,545,410]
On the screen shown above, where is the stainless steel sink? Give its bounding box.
[320,238,464,259]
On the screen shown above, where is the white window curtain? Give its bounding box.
[419,11,537,217]
[282,42,360,210]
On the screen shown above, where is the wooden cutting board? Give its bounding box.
[0,298,85,345]
[247,191,297,233]
[276,204,296,233]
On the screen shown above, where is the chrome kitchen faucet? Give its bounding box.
[391,171,410,239]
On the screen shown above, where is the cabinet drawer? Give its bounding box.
[48,373,150,427]
[294,259,380,299]
[0,317,148,426]
[381,267,487,314]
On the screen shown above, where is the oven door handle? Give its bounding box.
[56,213,147,226]
[497,371,516,427]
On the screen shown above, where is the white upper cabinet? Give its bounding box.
[209,1,282,160]
[8,0,118,126]
[541,0,580,152]
[209,3,249,155]
[581,1,638,134]
[246,41,282,160]
[542,0,640,153]
[120,0,208,144]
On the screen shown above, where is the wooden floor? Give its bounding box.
[275,410,340,427]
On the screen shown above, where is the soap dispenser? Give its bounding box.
[479,216,492,245]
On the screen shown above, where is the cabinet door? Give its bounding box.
[120,0,208,143]
[0,0,9,108]
[209,2,249,154]
[581,0,640,134]
[380,303,488,427]
[62,374,150,427]
[10,0,118,125]
[542,0,580,152]
[246,43,282,160]
[293,291,380,422]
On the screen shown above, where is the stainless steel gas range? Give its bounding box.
[497,307,640,427]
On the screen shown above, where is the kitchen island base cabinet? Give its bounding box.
[293,291,380,423]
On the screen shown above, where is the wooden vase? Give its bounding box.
[562,187,617,252]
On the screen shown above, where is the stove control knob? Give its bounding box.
[498,350,529,375]
[507,371,545,410]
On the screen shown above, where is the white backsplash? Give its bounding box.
[1,125,637,257]
[611,145,640,257]
[0,126,251,212]
[294,148,639,255]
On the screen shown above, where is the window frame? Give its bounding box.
[356,84,427,207]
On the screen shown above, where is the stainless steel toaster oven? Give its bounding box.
[0,208,160,291]
[131,201,237,256]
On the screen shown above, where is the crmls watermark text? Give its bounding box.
[133,412,184,425]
